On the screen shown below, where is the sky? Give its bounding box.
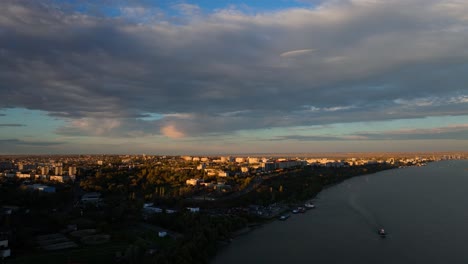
[0,0,468,155]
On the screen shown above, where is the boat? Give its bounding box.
[378,228,386,237]
[304,202,315,209]
[278,214,290,221]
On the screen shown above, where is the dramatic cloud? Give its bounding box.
[1,0,468,139]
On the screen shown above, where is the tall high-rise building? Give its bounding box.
[68,166,77,176]
[41,166,49,175]
[55,166,63,176]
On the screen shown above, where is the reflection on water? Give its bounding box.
[213,160,468,264]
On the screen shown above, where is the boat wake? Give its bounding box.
[347,194,381,231]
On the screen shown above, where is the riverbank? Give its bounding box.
[151,163,408,263]
[211,163,401,254]
[212,160,468,264]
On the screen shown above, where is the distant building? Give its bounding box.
[261,162,275,172]
[54,166,63,176]
[50,175,70,183]
[181,156,192,161]
[16,172,34,179]
[186,178,202,186]
[218,171,229,177]
[248,157,259,164]
[40,166,49,175]
[235,157,245,163]
[68,166,77,176]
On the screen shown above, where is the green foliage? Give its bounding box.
[150,212,248,264]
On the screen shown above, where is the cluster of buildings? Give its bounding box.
[1,160,77,183]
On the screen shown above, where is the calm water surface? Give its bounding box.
[212,160,468,264]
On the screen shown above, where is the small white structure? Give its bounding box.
[81,192,102,203]
[143,203,163,214]
[158,231,167,238]
[29,184,56,193]
[187,207,200,213]
[0,248,10,258]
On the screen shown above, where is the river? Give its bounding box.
[212,160,468,264]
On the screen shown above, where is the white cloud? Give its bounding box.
[280,49,316,57]
[161,124,185,138]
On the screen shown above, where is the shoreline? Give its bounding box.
[217,163,408,251]
[226,161,444,242]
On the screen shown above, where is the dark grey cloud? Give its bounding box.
[0,138,65,154]
[0,139,64,146]
[1,0,468,138]
[0,124,25,127]
[274,124,468,142]
[273,135,351,141]
[355,125,468,141]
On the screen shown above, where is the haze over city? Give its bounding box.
[1,0,468,154]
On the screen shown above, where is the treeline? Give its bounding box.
[149,212,248,264]
[226,164,397,206]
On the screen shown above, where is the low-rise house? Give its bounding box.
[49,175,70,183]
[218,171,229,177]
[186,178,202,186]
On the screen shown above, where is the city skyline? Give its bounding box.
[1,0,468,154]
